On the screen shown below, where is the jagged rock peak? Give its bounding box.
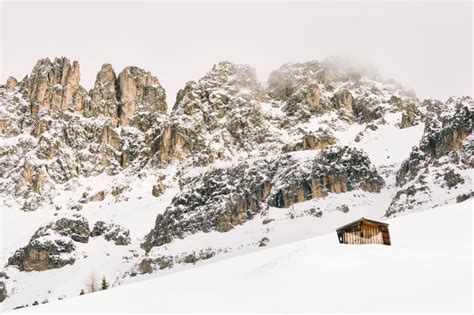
[116,66,167,125]
[91,63,118,104]
[267,57,417,121]
[5,76,18,92]
[155,61,270,165]
[268,57,380,88]
[205,61,260,87]
[27,57,83,113]
[0,59,169,211]
[172,61,265,111]
[87,63,168,125]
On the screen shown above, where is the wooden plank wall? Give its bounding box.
[343,222,386,245]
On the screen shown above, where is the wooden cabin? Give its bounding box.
[336,217,391,245]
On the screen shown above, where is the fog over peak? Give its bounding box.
[1,1,471,106]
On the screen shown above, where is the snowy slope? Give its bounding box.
[0,110,428,311]
[1,58,471,312]
[16,200,472,313]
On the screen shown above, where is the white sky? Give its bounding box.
[1,1,472,106]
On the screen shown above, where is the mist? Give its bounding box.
[1,1,472,106]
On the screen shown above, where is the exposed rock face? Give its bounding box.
[0,281,6,302]
[91,221,131,245]
[400,103,422,128]
[7,216,135,271]
[396,103,472,187]
[267,146,383,210]
[117,66,167,126]
[266,58,416,122]
[1,57,421,212]
[0,57,167,210]
[87,63,119,122]
[282,129,336,153]
[418,107,472,159]
[138,248,219,274]
[154,61,274,165]
[5,77,18,92]
[331,90,353,111]
[27,57,83,114]
[386,98,473,217]
[267,61,332,117]
[152,182,167,197]
[6,216,91,271]
[154,59,403,167]
[143,145,383,251]
[33,217,91,243]
[7,236,76,272]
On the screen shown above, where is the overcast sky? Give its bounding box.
[1,1,472,106]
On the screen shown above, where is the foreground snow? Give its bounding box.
[17,200,472,313]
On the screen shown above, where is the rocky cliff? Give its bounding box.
[0,57,167,210]
[142,146,384,251]
[1,56,472,310]
[266,58,417,123]
[386,97,473,217]
[153,61,281,166]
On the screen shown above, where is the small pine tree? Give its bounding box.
[101,276,109,290]
[80,289,85,296]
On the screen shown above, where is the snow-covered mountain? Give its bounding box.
[0,57,472,311]
[18,200,474,313]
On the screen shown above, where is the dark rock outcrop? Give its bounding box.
[396,104,473,187]
[142,145,383,251]
[7,237,76,272]
[91,221,131,245]
[154,61,274,165]
[386,98,473,217]
[282,129,336,153]
[400,103,422,128]
[6,216,91,271]
[33,217,91,243]
[0,281,6,302]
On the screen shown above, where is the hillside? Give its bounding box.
[16,200,473,313]
[0,56,472,311]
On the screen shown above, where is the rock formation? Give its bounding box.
[386,97,473,217]
[27,57,83,114]
[0,57,167,210]
[91,221,131,245]
[266,58,416,123]
[0,281,6,302]
[154,61,275,165]
[142,146,384,251]
[7,235,76,272]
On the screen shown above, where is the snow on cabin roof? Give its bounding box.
[336,217,389,232]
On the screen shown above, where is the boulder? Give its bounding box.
[152,182,167,197]
[91,221,131,246]
[7,236,76,272]
[33,216,91,243]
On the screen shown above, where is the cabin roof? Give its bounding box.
[336,217,389,232]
